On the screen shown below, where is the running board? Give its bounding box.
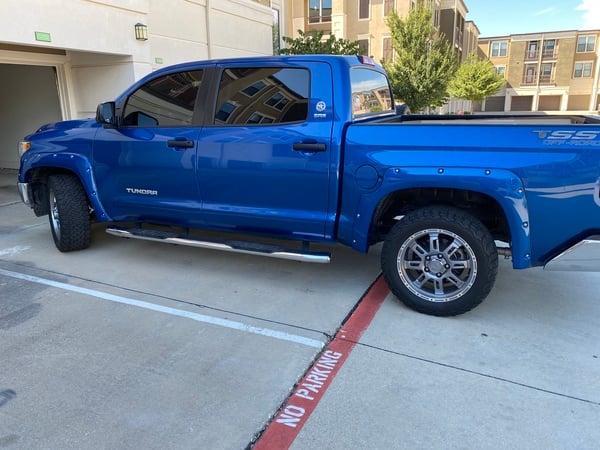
[105,227,331,264]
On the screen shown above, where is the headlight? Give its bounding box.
[18,141,31,157]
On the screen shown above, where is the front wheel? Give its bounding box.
[381,206,498,316]
[47,174,91,252]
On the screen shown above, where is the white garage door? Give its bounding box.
[0,64,62,169]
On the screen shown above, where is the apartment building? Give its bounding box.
[439,0,477,62]
[289,0,477,63]
[479,30,600,113]
[0,0,287,169]
[291,0,410,62]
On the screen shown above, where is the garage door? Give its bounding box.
[510,95,533,112]
[484,96,505,112]
[0,64,62,169]
[538,95,561,111]
[568,94,590,111]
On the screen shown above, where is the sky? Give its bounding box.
[466,0,600,37]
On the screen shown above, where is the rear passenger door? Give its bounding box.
[197,61,335,240]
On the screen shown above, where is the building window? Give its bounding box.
[523,64,537,85]
[542,39,556,58]
[215,101,238,122]
[265,92,290,110]
[383,37,393,62]
[358,38,370,55]
[574,62,593,78]
[577,35,596,53]
[247,112,275,124]
[242,80,267,96]
[495,66,506,78]
[539,63,554,84]
[384,0,394,16]
[526,41,539,60]
[491,41,508,57]
[359,0,370,20]
[309,0,332,24]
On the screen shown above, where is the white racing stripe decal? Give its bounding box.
[0,268,324,349]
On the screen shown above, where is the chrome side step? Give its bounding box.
[105,227,331,264]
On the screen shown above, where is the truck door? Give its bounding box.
[197,61,335,240]
[92,69,205,223]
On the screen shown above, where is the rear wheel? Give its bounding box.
[47,174,91,252]
[381,206,498,316]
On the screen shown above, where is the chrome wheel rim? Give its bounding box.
[397,228,477,302]
[49,190,61,240]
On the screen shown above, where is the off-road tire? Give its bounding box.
[47,174,91,252]
[381,206,498,316]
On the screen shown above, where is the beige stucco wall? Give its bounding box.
[0,0,280,118]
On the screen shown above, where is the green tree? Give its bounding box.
[448,53,505,108]
[279,30,361,55]
[383,6,458,112]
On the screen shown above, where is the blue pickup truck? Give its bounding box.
[17,55,600,316]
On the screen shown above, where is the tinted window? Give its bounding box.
[122,70,203,127]
[214,67,309,125]
[350,68,393,117]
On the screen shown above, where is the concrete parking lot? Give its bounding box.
[1,169,599,449]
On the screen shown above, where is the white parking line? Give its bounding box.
[0,246,31,256]
[0,268,324,349]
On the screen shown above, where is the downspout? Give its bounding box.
[453,0,458,53]
[590,34,600,112]
[205,0,213,59]
[534,34,544,112]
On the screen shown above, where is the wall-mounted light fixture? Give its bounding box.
[135,23,148,41]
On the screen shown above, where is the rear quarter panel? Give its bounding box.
[340,121,600,268]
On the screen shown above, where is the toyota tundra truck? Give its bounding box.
[17,55,600,316]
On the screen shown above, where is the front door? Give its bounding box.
[93,69,205,224]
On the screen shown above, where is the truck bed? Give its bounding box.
[379,114,600,125]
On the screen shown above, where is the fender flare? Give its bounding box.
[348,167,533,269]
[22,152,112,222]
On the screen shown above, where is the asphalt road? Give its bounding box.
[1,170,599,449]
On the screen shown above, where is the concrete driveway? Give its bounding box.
[1,170,599,449]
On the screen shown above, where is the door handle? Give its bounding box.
[167,139,194,149]
[292,142,326,152]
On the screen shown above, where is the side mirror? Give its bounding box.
[122,110,159,127]
[396,103,411,115]
[96,102,117,127]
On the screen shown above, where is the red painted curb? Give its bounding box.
[253,275,389,449]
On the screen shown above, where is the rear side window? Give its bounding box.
[122,70,203,127]
[214,67,309,125]
[350,68,393,118]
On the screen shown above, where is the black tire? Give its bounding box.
[381,206,498,316]
[47,174,91,252]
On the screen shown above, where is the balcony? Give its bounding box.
[454,27,463,48]
[539,74,556,86]
[521,74,556,86]
[541,50,557,60]
[524,50,539,61]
